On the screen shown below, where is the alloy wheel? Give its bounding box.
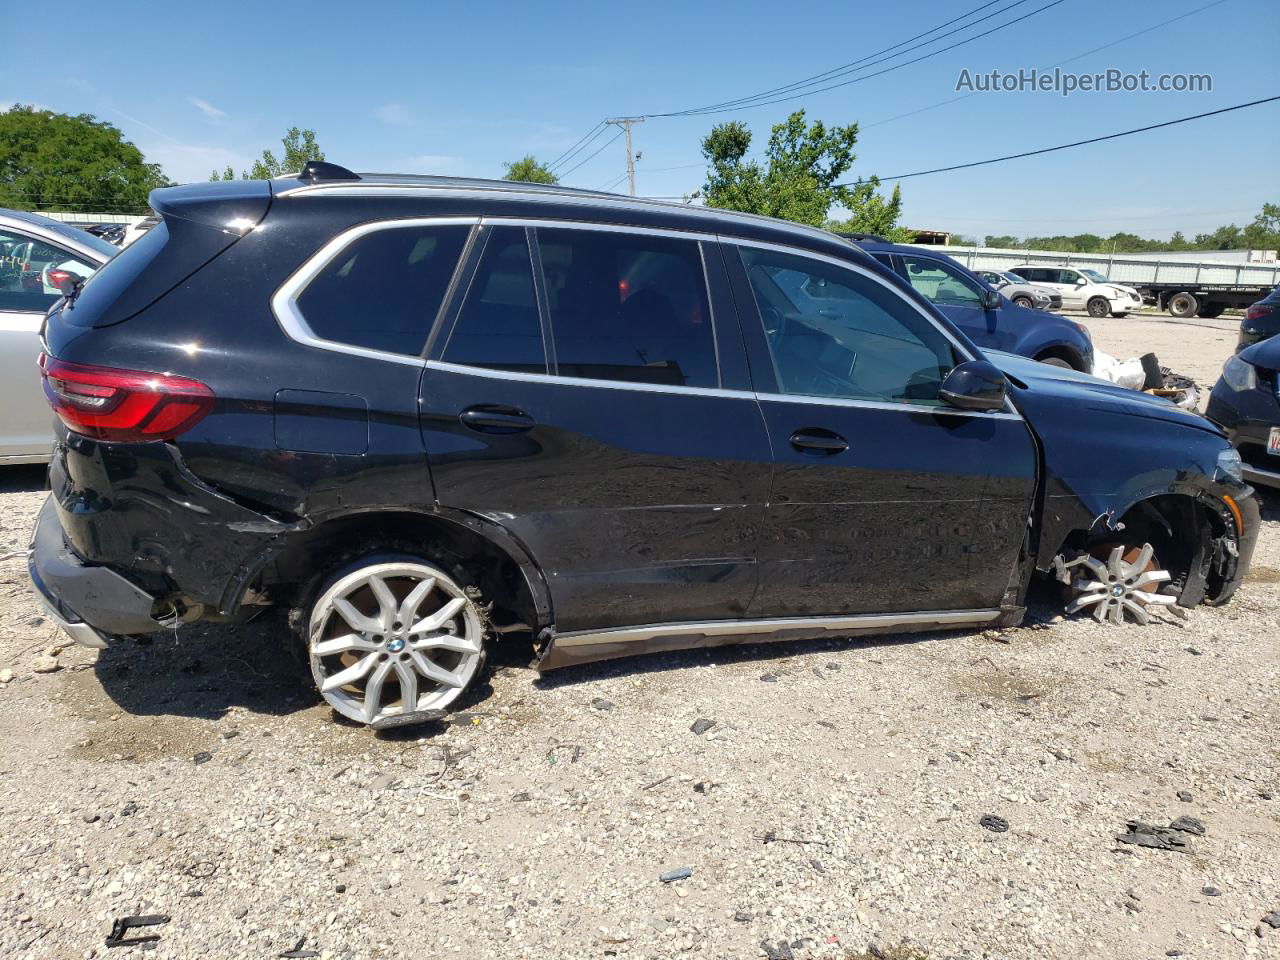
[1064,544,1176,625]
[308,561,484,725]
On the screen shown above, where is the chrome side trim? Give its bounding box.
[554,608,1000,649]
[755,391,1023,419]
[424,360,757,400]
[481,216,717,244]
[270,216,481,366]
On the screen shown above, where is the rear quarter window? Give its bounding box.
[296,224,471,356]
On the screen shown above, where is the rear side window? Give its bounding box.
[442,227,545,373]
[537,227,717,388]
[297,224,470,356]
[0,229,98,312]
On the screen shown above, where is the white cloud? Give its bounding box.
[1,99,52,112]
[188,97,226,120]
[142,143,248,185]
[408,154,465,175]
[375,103,414,127]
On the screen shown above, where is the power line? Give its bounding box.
[660,0,1068,118]
[546,121,606,170]
[548,124,612,173]
[654,0,1031,117]
[839,95,1280,184]
[558,129,625,179]
[861,0,1231,130]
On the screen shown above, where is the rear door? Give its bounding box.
[420,221,772,633]
[725,241,1037,618]
[0,228,98,460]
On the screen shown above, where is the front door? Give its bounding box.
[726,242,1038,618]
[420,222,772,633]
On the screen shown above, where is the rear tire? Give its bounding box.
[1086,297,1110,318]
[297,550,488,727]
[1167,292,1199,318]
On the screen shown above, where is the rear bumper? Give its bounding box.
[28,497,165,645]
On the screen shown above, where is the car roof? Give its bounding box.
[0,207,116,261]
[269,172,871,264]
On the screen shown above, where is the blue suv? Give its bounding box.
[846,237,1094,372]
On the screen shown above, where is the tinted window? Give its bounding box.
[0,229,96,312]
[537,227,717,388]
[900,255,983,308]
[442,227,544,373]
[297,224,470,356]
[1017,268,1045,283]
[740,247,956,405]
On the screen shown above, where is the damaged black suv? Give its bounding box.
[30,164,1259,729]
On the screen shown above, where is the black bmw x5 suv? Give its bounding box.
[30,164,1258,728]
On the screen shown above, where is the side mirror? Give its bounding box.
[939,360,1008,412]
[1075,277,1088,286]
[980,287,1001,310]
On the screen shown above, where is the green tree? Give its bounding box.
[502,155,559,185]
[985,235,1021,248]
[1243,203,1280,250]
[0,104,169,213]
[700,110,908,236]
[211,127,325,180]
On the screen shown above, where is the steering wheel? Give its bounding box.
[760,306,786,345]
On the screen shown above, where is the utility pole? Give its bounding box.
[606,117,644,196]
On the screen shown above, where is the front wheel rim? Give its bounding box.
[309,562,483,725]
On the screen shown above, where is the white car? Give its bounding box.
[0,209,117,463]
[1010,265,1144,318]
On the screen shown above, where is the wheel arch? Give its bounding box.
[1038,487,1243,606]
[224,507,554,634]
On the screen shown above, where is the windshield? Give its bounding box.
[1081,269,1109,283]
[1000,272,1025,284]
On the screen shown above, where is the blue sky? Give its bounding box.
[3,0,1277,240]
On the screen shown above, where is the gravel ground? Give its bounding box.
[1,317,1277,960]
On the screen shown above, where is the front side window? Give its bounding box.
[740,246,957,405]
[296,224,470,356]
[0,229,96,312]
[442,227,544,373]
[537,227,717,388]
[900,255,984,308]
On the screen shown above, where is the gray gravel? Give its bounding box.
[1,316,1278,960]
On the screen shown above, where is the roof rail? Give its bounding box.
[297,160,361,183]
[834,231,888,243]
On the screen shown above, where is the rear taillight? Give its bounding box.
[45,269,74,290]
[1246,304,1275,323]
[38,353,214,442]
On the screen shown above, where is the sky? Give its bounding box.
[2,0,1277,241]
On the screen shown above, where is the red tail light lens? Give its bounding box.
[45,269,74,290]
[38,353,215,442]
[1246,304,1275,322]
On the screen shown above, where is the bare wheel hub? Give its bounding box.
[308,562,484,725]
[1060,543,1177,625]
